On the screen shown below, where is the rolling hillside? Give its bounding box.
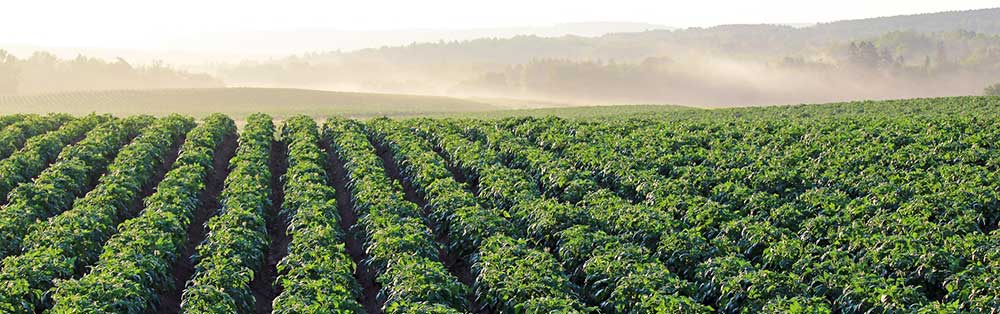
[0,88,503,119]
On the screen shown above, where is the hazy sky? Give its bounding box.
[2,0,997,49]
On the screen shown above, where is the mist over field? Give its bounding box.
[2,5,1000,108]
[205,8,1000,107]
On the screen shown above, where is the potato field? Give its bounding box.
[0,96,997,313]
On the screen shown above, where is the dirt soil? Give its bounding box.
[156,133,237,313]
[324,139,385,314]
[250,139,290,314]
[372,136,488,313]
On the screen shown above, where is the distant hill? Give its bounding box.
[0,88,503,119]
[275,7,1000,65]
[200,8,1000,61]
[208,7,1000,107]
[812,7,1000,39]
[1,22,673,65]
[162,22,672,56]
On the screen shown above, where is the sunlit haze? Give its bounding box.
[2,0,999,107]
[2,0,996,50]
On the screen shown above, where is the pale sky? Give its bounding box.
[2,0,997,50]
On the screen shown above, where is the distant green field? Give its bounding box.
[0,88,710,121]
[0,88,505,119]
[436,104,702,119]
[4,88,991,121]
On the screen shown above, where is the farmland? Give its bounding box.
[0,88,504,120]
[0,96,995,313]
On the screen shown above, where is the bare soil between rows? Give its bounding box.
[250,139,290,314]
[371,136,488,313]
[324,139,384,314]
[156,132,237,313]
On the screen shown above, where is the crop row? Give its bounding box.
[510,118,867,311]
[374,118,550,311]
[0,114,108,201]
[47,114,236,313]
[368,119,513,257]
[0,115,193,313]
[405,119,593,313]
[464,121,716,312]
[0,116,151,259]
[326,118,467,313]
[0,115,26,130]
[272,116,361,313]
[0,98,988,313]
[434,119,717,312]
[181,113,275,313]
[0,114,73,160]
[511,114,1000,311]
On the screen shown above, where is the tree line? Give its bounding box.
[0,50,222,95]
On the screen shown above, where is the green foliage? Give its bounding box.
[478,96,1000,312]
[327,118,467,312]
[410,117,708,313]
[272,116,361,313]
[0,114,73,160]
[0,115,193,313]
[182,113,273,313]
[48,114,235,313]
[368,118,514,257]
[0,95,998,313]
[0,114,107,200]
[475,235,586,312]
[0,116,148,260]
